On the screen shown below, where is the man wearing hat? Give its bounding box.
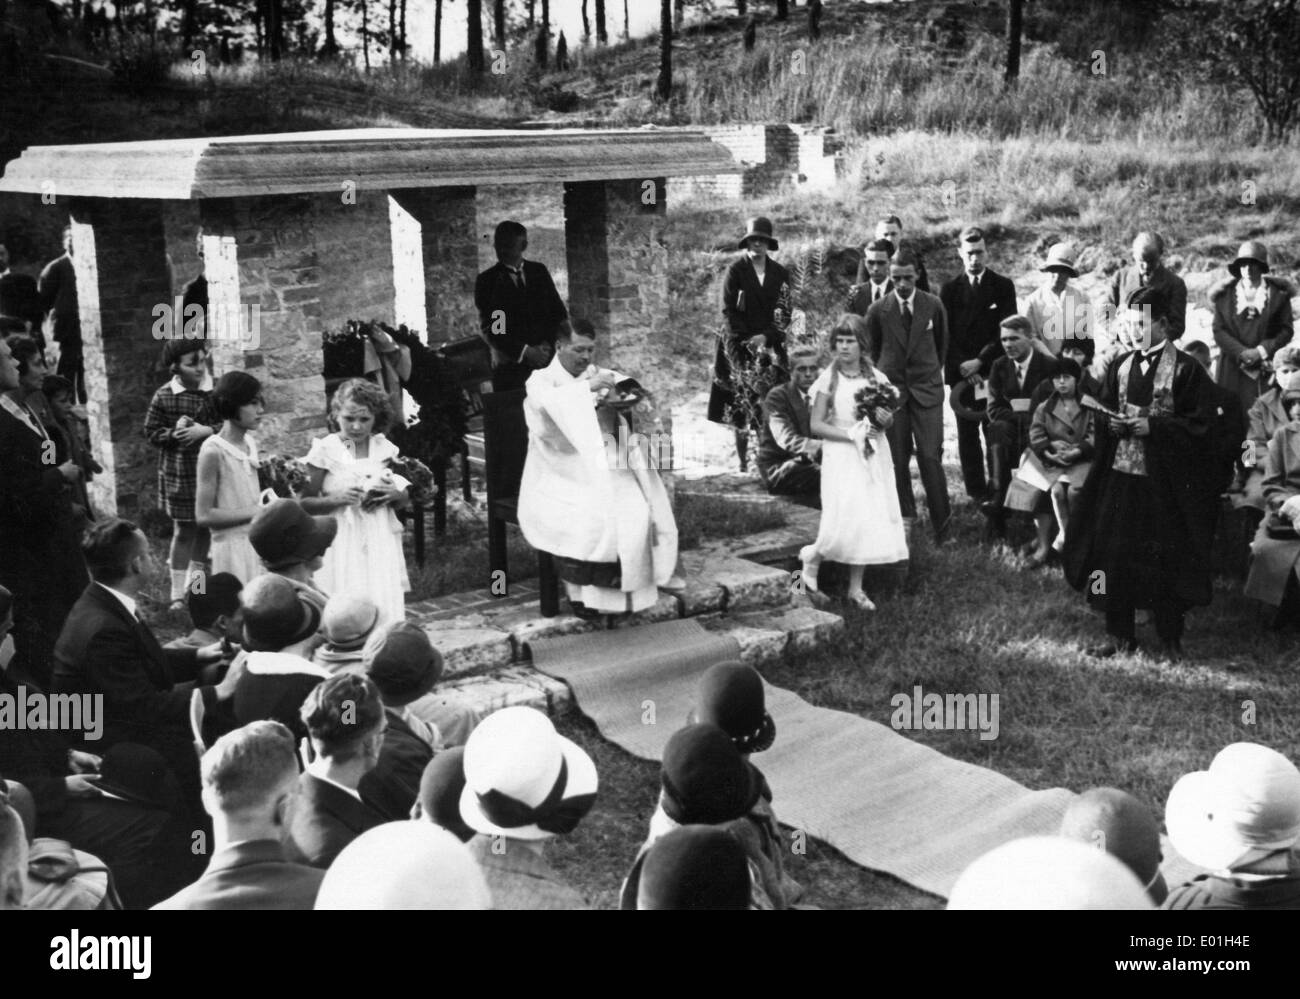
[708,217,792,473]
[626,826,752,910]
[311,592,381,675]
[1163,742,1300,909]
[1023,242,1094,360]
[1063,287,1217,661]
[1210,240,1295,411]
[939,225,1019,500]
[461,706,596,909]
[1060,787,1168,906]
[1107,231,1188,349]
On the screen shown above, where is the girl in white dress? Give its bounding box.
[195,371,266,586]
[300,379,411,625]
[801,315,909,610]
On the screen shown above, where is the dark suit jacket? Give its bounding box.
[52,583,216,754]
[756,382,817,473]
[0,270,43,331]
[987,351,1055,427]
[939,269,1018,385]
[854,255,930,294]
[864,291,948,408]
[152,839,325,910]
[358,710,435,821]
[847,279,894,317]
[282,773,385,869]
[474,260,568,363]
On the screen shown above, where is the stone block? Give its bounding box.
[418,615,514,676]
[609,593,681,628]
[699,617,789,665]
[437,667,573,719]
[731,606,844,655]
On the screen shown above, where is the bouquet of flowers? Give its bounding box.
[387,455,438,507]
[258,454,311,498]
[852,381,902,459]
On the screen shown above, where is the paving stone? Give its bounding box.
[438,666,573,717]
[731,605,845,655]
[609,593,682,628]
[417,616,514,676]
[699,617,789,664]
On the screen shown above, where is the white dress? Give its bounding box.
[201,433,265,586]
[802,365,909,565]
[304,433,411,626]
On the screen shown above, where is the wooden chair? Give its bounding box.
[482,389,560,617]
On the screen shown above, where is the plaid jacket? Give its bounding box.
[143,379,219,520]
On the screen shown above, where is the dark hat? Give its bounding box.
[96,744,181,812]
[364,622,444,707]
[417,748,476,842]
[949,379,989,424]
[959,225,986,245]
[739,217,778,251]
[1050,356,1082,382]
[249,499,338,570]
[1060,787,1167,905]
[660,723,762,825]
[1124,285,1171,324]
[1229,240,1270,279]
[636,826,751,910]
[692,661,776,754]
[239,573,322,652]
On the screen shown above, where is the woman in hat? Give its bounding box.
[1244,387,1300,625]
[1023,242,1093,361]
[1211,240,1296,411]
[707,216,793,473]
[1237,344,1300,511]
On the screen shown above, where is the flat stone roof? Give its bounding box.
[0,127,742,200]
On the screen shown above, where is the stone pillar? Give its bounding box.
[563,178,668,376]
[388,187,479,346]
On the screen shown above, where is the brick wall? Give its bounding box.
[666,124,839,202]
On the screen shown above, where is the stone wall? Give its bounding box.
[667,124,840,202]
[389,187,479,346]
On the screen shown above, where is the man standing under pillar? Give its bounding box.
[38,225,85,404]
[474,220,571,393]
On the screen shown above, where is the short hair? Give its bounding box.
[301,674,385,761]
[200,721,299,816]
[493,220,527,251]
[164,338,207,370]
[825,314,872,358]
[877,214,903,229]
[1000,315,1033,336]
[892,249,921,271]
[187,571,242,629]
[863,238,895,258]
[82,518,146,584]
[788,344,821,367]
[41,373,74,400]
[1133,231,1165,256]
[1273,345,1300,370]
[568,318,597,341]
[211,370,263,422]
[5,335,42,377]
[1183,340,1211,362]
[959,225,986,245]
[330,377,392,435]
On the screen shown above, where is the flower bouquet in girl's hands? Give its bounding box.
[386,456,438,507]
[258,454,311,498]
[852,381,902,458]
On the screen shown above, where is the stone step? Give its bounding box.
[436,665,574,719]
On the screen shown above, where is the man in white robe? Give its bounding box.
[518,324,680,615]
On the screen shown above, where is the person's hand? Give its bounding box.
[1128,416,1151,438]
[807,441,822,460]
[174,423,211,447]
[64,774,101,797]
[872,406,894,430]
[196,640,226,665]
[1108,417,1129,437]
[58,460,81,482]
[746,334,768,353]
[1280,495,1300,522]
[68,750,101,774]
[523,344,552,368]
[215,652,249,701]
[959,359,982,379]
[334,485,367,508]
[361,483,406,511]
[1239,348,1262,367]
[588,370,618,395]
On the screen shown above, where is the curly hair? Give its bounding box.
[300,674,385,762]
[330,377,392,435]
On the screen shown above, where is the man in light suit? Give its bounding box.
[865,250,952,542]
[755,345,821,502]
[940,226,1019,499]
[154,721,324,910]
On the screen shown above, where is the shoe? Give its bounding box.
[568,600,602,621]
[799,560,821,594]
[1085,639,1138,658]
[846,590,877,611]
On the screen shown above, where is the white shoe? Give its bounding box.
[847,590,876,611]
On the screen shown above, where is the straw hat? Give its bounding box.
[1040,243,1078,278]
[948,836,1154,910]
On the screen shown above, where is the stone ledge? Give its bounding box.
[407,611,514,677]
[438,666,573,718]
[700,605,845,665]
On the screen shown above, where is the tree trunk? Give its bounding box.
[595,0,607,44]
[323,0,337,56]
[362,0,370,71]
[494,0,505,47]
[656,0,671,100]
[581,0,590,42]
[737,0,746,15]
[400,0,407,58]
[467,0,484,71]
[776,0,788,22]
[1005,0,1023,82]
[624,0,630,40]
[674,0,682,30]
[388,0,396,58]
[269,0,282,60]
[434,0,442,62]
[527,0,535,30]
[182,0,195,47]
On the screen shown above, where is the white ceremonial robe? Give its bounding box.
[518,356,679,614]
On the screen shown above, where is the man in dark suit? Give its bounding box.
[755,345,821,501]
[474,220,571,393]
[940,226,1019,500]
[52,519,239,793]
[865,249,952,542]
[847,238,896,317]
[0,242,44,338]
[38,226,85,401]
[283,674,386,869]
[872,216,930,292]
[154,721,324,910]
[981,316,1055,534]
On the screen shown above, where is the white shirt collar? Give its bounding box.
[306,763,362,801]
[0,394,47,439]
[895,289,913,307]
[168,372,214,394]
[97,582,138,619]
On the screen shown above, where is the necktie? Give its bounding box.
[972,274,980,291]
[901,299,912,327]
[873,285,882,303]
[508,266,524,289]
[1016,363,1024,390]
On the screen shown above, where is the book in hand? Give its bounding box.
[1080,394,1124,420]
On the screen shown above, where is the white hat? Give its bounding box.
[947,836,1154,910]
[1166,742,1300,873]
[1040,242,1078,277]
[459,706,598,841]
[314,822,491,910]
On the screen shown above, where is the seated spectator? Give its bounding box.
[412,748,476,841]
[248,499,336,644]
[0,796,29,910]
[1183,340,1246,516]
[1005,356,1095,567]
[155,721,324,910]
[1059,787,1167,906]
[313,593,380,675]
[314,821,490,910]
[980,316,1054,536]
[623,723,788,910]
[164,571,243,651]
[948,836,1153,909]
[627,825,752,911]
[1163,742,1300,910]
[1028,341,1100,410]
[42,373,100,525]
[231,574,329,744]
[690,660,801,904]
[1236,344,1300,511]
[460,706,596,910]
[283,675,387,869]
[1244,389,1300,624]
[1022,243,1093,359]
[754,345,822,502]
[358,622,442,820]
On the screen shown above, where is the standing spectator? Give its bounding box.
[1064,288,1216,661]
[195,371,266,587]
[0,241,43,339]
[708,217,792,474]
[1022,243,1093,359]
[42,373,100,525]
[866,215,930,292]
[847,237,898,315]
[1210,240,1295,412]
[37,226,84,402]
[754,345,822,501]
[474,220,570,393]
[1106,231,1187,358]
[865,249,952,542]
[939,226,1018,500]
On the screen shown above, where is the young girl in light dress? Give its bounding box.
[195,371,266,586]
[300,379,411,626]
[801,315,909,610]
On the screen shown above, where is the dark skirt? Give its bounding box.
[1084,471,1190,612]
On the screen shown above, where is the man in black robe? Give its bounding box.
[1064,287,1217,661]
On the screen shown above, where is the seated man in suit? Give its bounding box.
[53,519,243,798]
[474,220,571,393]
[155,721,324,910]
[755,345,822,502]
[981,316,1054,534]
[283,674,386,869]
